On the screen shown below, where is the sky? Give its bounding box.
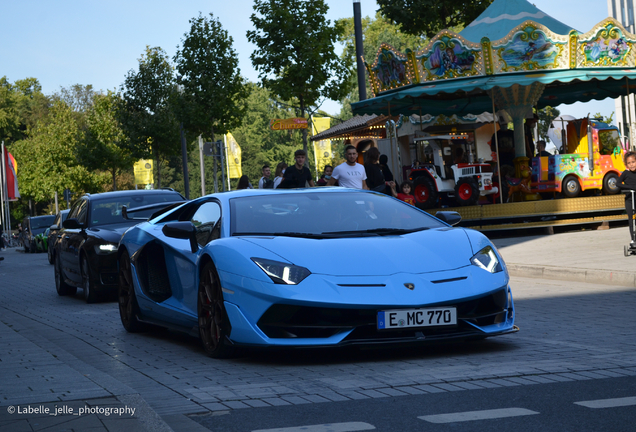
[0,0,618,122]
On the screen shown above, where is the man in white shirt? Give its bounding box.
[328,145,368,189]
[258,165,273,189]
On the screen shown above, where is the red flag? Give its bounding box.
[4,148,20,200]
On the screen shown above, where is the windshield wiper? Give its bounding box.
[232,232,329,239]
[321,227,430,236]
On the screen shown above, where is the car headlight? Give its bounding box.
[470,246,503,273]
[252,258,311,285]
[94,243,117,255]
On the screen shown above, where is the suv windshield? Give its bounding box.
[30,215,56,230]
[90,193,184,226]
[230,192,445,237]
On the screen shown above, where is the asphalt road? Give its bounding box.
[0,247,635,432]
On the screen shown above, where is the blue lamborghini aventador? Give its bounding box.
[117,188,517,358]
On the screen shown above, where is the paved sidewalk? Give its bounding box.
[490,224,636,287]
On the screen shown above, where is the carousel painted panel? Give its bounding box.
[415,33,483,81]
[577,19,636,68]
[492,23,568,73]
[366,44,415,95]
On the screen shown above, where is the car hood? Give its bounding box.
[240,228,473,276]
[88,222,136,242]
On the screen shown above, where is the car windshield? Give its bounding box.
[91,193,184,226]
[230,192,445,237]
[30,215,56,230]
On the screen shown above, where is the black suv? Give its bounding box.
[54,189,186,303]
[47,209,70,264]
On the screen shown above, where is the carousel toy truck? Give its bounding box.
[409,136,498,209]
[531,118,625,197]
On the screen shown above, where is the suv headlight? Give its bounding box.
[470,246,503,273]
[94,243,117,255]
[252,258,311,285]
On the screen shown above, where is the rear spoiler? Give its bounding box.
[122,201,186,221]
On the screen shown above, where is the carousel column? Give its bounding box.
[492,83,545,178]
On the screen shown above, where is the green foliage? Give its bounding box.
[231,83,305,184]
[537,106,560,140]
[51,84,96,113]
[80,91,136,190]
[11,101,106,203]
[174,13,248,141]
[337,12,428,120]
[121,46,180,187]
[247,0,352,153]
[377,0,493,38]
[593,112,615,125]
[0,77,20,142]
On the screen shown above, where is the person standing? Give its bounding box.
[364,147,393,192]
[273,162,288,189]
[327,145,368,189]
[278,150,315,189]
[619,151,636,246]
[258,165,274,189]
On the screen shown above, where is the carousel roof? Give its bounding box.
[459,0,575,42]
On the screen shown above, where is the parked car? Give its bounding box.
[117,188,517,358]
[22,215,56,253]
[55,189,186,303]
[35,228,50,253]
[47,209,70,264]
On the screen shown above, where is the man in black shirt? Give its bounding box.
[278,149,315,189]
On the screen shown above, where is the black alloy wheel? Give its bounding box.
[82,258,99,304]
[118,253,145,332]
[198,262,235,358]
[55,257,77,296]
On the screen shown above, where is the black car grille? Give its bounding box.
[256,287,510,343]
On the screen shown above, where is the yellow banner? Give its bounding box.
[270,118,308,130]
[226,133,242,179]
[312,117,332,176]
[133,159,154,185]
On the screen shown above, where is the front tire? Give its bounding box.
[82,258,99,304]
[55,256,77,296]
[48,246,54,264]
[118,253,146,332]
[603,173,620,195]
[413,177,438,209]
[562,176,581,198]
[454,178,480,206]
[198,262,235,358]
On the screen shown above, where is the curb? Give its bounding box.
[507,264,636,288]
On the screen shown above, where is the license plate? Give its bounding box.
[377,307,457,329]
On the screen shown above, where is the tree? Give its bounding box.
[174,13,248,142]
[52,84,96,113]
[377,0,493,38]
[247,0,352,155]
[0,77,20,142]
[11,101,106,204]
[80,91,136,190]
[336,12,428,119]
[121,46,180,188]
[537,106,560,140]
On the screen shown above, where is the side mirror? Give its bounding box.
[50,224,59,230]
[435,211,462,226]
[162,222,198,253]
[63,218,84,230]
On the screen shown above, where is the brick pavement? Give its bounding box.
[0,229,635,431]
